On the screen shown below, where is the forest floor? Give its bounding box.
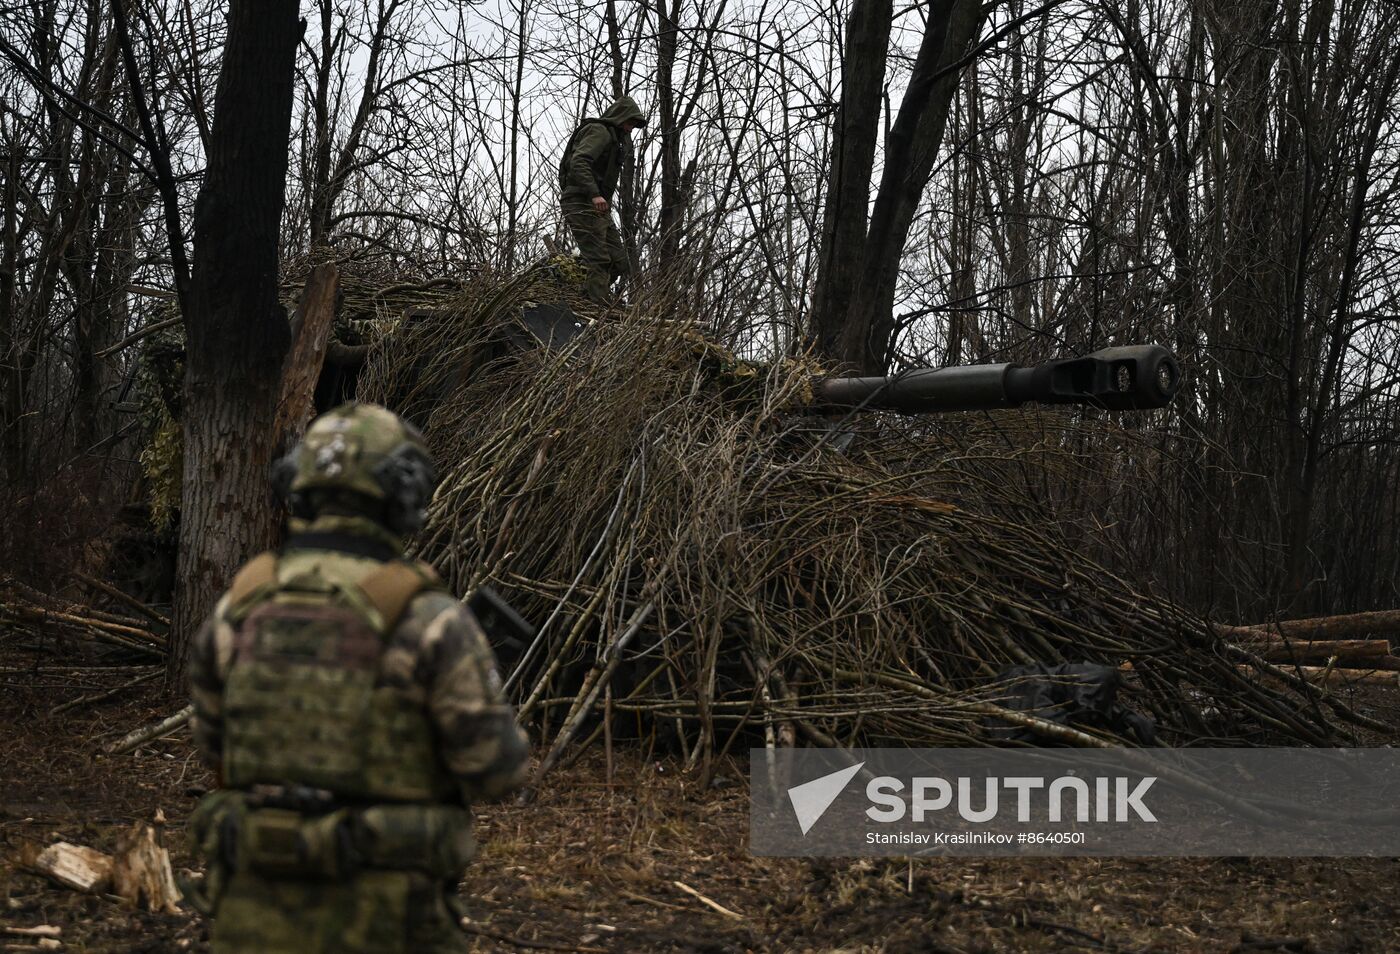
[3,654,1399,954]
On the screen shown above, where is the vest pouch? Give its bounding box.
[185,789,249,914]
[352,804,476,878]
[241,807,354,881]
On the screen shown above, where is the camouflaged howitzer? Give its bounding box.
[516,302,1180,413]
[810,345,1180,413]
[441,309,1179,670]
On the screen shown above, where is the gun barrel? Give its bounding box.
[812,345,1180,413]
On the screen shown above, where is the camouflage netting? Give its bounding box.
[133,261,463,533]
[136,315,186,536]
[335,266,1374,774]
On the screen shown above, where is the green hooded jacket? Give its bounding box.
[559,96,648,202]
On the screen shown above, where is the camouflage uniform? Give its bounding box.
[559,96,648,303]
[187,403,528,954]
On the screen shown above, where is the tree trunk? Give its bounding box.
[273,263,339,453]
[656,0,683,277]
[808,0,893,364]
[846,0,982,372]
[1284,26,1400,604]
[505,1,528,271]
[1219,609,1400,643]
[306,0,336,247]
[1,150,20,484]
[169,0,300,684]
[811,0,982,373]
[73,125,133,454]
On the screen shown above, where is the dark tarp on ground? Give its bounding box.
[986,663,1156,745]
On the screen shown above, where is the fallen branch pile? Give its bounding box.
[354,269,1393,782]
[0,577,168,660]
[1219,609,1400,684]
[1217,609,1400,643]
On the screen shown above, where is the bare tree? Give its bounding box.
[169,0,301,679]
[3,0,1400,638]
[811,0,985,372]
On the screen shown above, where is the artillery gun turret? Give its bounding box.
[811,345,1180,414]
[375,299,1180,433]
[513,303,1180,414]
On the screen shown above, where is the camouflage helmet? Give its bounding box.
[272,402,437,535]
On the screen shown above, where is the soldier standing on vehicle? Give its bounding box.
[558,95,648,304]
[185,402,529,954]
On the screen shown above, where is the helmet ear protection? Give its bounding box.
[372,443,439,535]
[270,453,315,518]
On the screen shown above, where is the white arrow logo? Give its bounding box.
[787,761,865,835]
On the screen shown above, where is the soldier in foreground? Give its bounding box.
[558,95,648,304]
[185,402,529,953]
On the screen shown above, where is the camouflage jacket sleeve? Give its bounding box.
[565,122,614,197]
[387,591,530,802]
[188,595,235,770]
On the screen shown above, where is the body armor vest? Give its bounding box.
[219,552,452,804]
